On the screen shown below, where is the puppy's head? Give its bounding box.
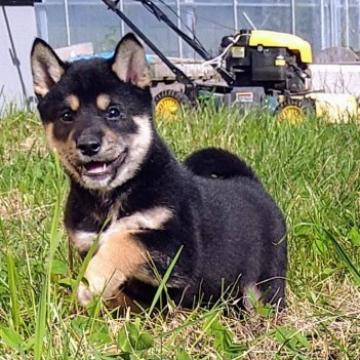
[31,34,153,191]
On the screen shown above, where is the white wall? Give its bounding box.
[0,5,37,107]
[310,64,360,97]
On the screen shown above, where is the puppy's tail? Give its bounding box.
[184,147,258,181]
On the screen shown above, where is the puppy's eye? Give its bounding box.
[107,106,125,121]
[61,110,73,123]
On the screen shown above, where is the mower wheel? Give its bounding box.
[277,98,315,124]
[154,89,191,121]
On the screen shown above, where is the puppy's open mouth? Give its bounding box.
[80,151,127,178]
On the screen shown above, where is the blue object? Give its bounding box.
[69,51,157,64]
[264,95,279,112]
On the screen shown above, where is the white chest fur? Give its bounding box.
[69,206,173,253]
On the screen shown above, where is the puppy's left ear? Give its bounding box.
[31,38,65,97]
[111,33,151,89]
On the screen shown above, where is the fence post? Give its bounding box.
[320,0,325,49]
[64,0,71,46]
[119,0,125,37]
[290,0,296,34]
[344,0,349,47]
[358,0,360,50]
[233,0,238,30]
[34,3,49,42]
[176,0,183,58]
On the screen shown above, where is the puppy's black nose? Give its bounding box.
[77,134,101,156]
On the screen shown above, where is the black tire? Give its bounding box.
[154,89,191,120]
[276,97,315,124]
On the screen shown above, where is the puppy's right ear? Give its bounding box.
[31,38,65,97]
[111,33,151,89]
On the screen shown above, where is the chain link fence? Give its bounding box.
[34,0,360,58]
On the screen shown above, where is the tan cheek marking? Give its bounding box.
[96,93,111,111]
[44,123,59,152]
[44,123,75,154]
[43,123,81,182]
[102,128,119,147]
[65,94,80,111]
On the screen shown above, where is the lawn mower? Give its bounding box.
[102,0,358,122]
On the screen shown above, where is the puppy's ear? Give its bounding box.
[111,33,151,89]
[31,38,65,97]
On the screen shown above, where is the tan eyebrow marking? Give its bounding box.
[65,94,80,111]
[96,93,111,111]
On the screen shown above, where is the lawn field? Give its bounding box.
[0,107,359,359]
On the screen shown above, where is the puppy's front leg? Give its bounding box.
[77,231,147,307]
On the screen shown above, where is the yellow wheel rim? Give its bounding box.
[155,96,182,121]
[277,105,305,124]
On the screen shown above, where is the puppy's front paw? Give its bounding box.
[77,255,127,306]
[77,272,126,306]
[76,230,145,307]
[77,282,94,306]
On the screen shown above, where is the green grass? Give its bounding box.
[0,106,360,359]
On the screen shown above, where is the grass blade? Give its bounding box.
[147,246,183,316]
[34,282,48,360]
[324,228,360,285]
[6,251,21,330]
[33,153,64,360]
[0,325,24,353]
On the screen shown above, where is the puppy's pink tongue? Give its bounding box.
[85,162,108,174]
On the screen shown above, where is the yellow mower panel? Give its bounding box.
[249,30,313,63]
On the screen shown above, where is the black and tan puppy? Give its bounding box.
[30,34,287,311]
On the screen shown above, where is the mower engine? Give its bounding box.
[221,29,312,94]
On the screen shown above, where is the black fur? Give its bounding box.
[184,147,258,181]
[32,34,287,311]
